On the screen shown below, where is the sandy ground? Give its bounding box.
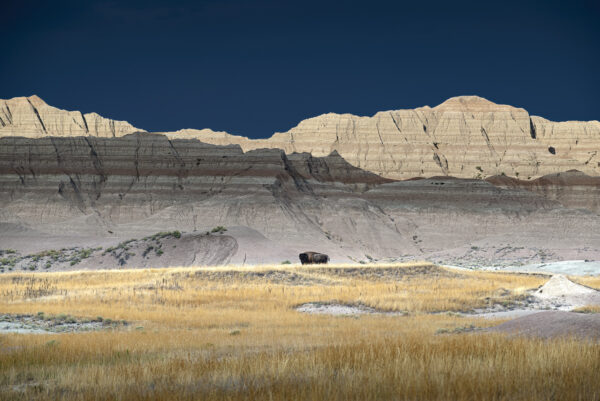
[296,302,404,316]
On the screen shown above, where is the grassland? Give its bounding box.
[0,262,598,400]
[572,275,600,290]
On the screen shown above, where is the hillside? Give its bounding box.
[1,95,599,179]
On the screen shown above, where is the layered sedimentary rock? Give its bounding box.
[0,95,599,266]
[0,96,143,138]
[0,134,406,261]
[488,170,600,213]
[0,134,599,265]
[1,95,598,180]
[163,96,600,179]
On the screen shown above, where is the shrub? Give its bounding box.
[211,226,227,234]
[281,260,291,265]
[143,246,154,257]
[172,230,181,239]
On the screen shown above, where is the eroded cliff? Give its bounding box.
[0,96,144,138]
[1,95,598,180]
[1,133,598,266]
[164,96,600,179]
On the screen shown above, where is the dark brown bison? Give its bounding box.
[299,251,329,265]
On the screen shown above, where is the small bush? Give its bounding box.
[281,260,291,265]
[211,226,227,234]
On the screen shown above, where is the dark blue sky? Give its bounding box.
[2,0,599,138]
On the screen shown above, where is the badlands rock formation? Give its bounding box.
[0,134,404,263]
[0,95,598,267]
[163,96,600,179]
[1,95,598,180]
[0,133,599,266]
[488,170,600,213]
[0,96,143,138]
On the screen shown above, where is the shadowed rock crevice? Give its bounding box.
[529,117,537,139]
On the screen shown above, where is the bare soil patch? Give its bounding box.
[488,311,600,340]
[296,302,404,316]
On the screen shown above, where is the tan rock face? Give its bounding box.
[163,96,600,179]
[1,95,598,179]
[0,95,144,138]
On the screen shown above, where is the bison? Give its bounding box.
[299,251,329,265]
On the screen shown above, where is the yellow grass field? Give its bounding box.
[572,275,600,290]
[1,262,599,401]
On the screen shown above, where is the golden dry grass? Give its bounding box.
[0,262,598,401]
[571,275,600,290]
[572,305,600,313]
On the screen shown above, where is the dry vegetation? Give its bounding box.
[570,276,600,313]
[0,262,598,400]
[572,275,600,290]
